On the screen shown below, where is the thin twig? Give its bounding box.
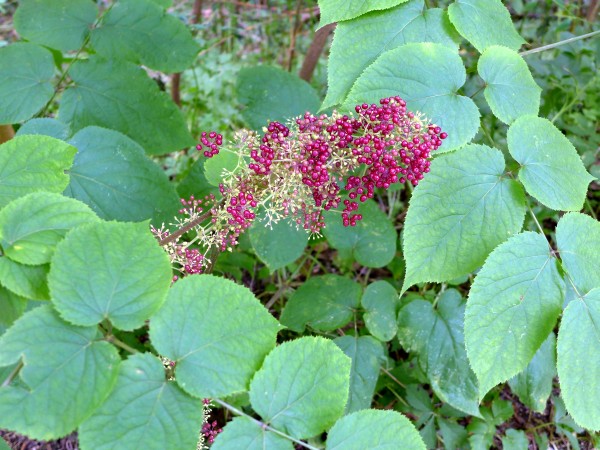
[519,29,600,56]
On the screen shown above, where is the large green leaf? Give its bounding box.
[361,280,399,342]
[16,118,71,140]
[447,0,525,53]
[65,126,180,224]
[0,43,55,124]
[212,417,293,450]
[323,200,396,268]
[237,66,320,130]
[91,0,198,73]
[14,0,98,51]
[507,116,594,211]
[150,275,280,398]
[344,43,479,152]
[478,45,541,124]
[464,232,564,398]
[249,337,350,439]
[402,144,526,289]
[397,289,480,416]
[557,287,600,431]
[0,192,98,265]
[508,333,556,413]
[49,221,172,330]
[0,258,49,301]
[318,0,408,26]
[326,409,425,450]
[249,218,308,272]
[556,213,600,295]
[280,275,362,332]
[59,57,194,155]
[0,305,120,440]
[79,353,202,450]
[323,1,460,109]
[334,335,384,413]
[0,135,76,208]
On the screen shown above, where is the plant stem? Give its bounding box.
[519,29,600,56]
[104,334,139,354]
[158,210,213,246]
[1,360,23,387]
[212,398,320,450]
[380,366,406,388]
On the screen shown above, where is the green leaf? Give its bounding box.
[397,290,480,416]
[0,135,76,208]
[14,0,97,51]
[49,221,172,330]
[508,333,556,413]
[91,0,198,73]
[0,43,55,124]
[402,144,526,289]
[447,0,525,53]
[318,0,408,26]
[0,258,50,300]
[16,118,71,140]
[502,429,529,450]
[507,116,594,211]
[212,417,293,450]
[65,127,180,224]
[323,200,396,268]
[326,409,425,450]
[203,148,242,187]
[249,337,351,439]
[249,218,308,271]
[323,1,460,109]
[280,274,362,332]
[237,66,320,130]
[344,43,480,152]
[478,45,541,124]
[0,305,120,440]
[556,212,600,295]
[0,192,98,265]
[79,352,202,450]
[557,287,600,431]
[0,286,27,335]
[334,335,384,413]
[362,280,399,341]
[150,275,279,398]
[59,57,194,155]
[464,232,564,398]
[176,158,220,200]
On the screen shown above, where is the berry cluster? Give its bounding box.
[153,97,445,278]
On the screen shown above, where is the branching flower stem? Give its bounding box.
[158,209,215,246]
[212,398,321,450]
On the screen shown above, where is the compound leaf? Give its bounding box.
[0,305,120,440]
[249,337,350,439]
[556,212,600,295]
[478,45,541,124]
[326,409,425,450]
[323,1,460,109]
[212,417,293,450]
[344,43,479,152]
[465,232,564,398]
[403,144,526,289]
[91,0,198,73]
[557,287,600,431]
[49,221,172,330]
[65,126,180,224]
[79,353,202,450]
[59,57,194,155]
[507,116,594,211]
[150,275,280,398]
[447,0,525,53]
[280,275,362,333]
[0,192,98,265]
[14,0,97,51]
[318,0,408,26]
[334,335,384,413]
[0,135,76,208]
[0,43,55,124]
[0,258,49,301]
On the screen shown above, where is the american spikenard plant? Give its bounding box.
[152,96,447,279]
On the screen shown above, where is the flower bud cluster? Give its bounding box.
[153,97,445,278]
